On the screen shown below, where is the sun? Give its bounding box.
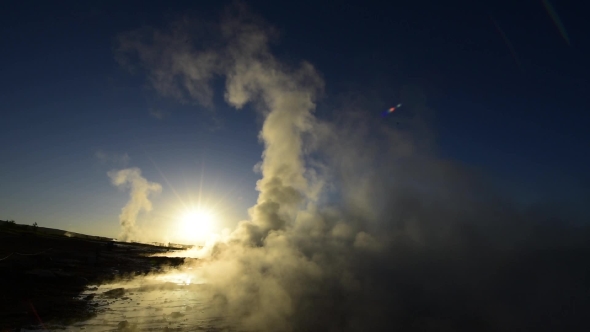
[178,209,215,242]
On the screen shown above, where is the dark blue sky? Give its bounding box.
[1,0,588,238]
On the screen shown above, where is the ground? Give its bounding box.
[0,223,186,330]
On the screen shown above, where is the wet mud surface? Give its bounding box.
[0,225,186,331]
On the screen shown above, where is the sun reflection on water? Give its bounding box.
[53,269,229,332]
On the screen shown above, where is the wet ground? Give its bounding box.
[0,224,187,331]
[48,270,235,332]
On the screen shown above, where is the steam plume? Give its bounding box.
[108,167,162,241]
[116,3,590,331]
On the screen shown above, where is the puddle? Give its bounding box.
[32,267,237,331]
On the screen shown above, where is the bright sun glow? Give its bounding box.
[179,209,215,242]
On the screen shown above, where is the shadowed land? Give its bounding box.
[0,221,188,330]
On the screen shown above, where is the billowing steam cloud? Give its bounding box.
[116,3,590,331]
[108,168,162,241]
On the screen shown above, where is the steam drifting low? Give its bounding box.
[115,3,590,331]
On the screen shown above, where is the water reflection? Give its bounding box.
[53,268,232,331]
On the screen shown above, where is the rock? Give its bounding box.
[170,311,184,318]
[117,320,129,330]
[103,288,125,298]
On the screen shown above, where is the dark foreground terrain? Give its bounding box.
[0,223,186,330]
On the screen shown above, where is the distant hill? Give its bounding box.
[0,220,196,248]
[0,219,115,242]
